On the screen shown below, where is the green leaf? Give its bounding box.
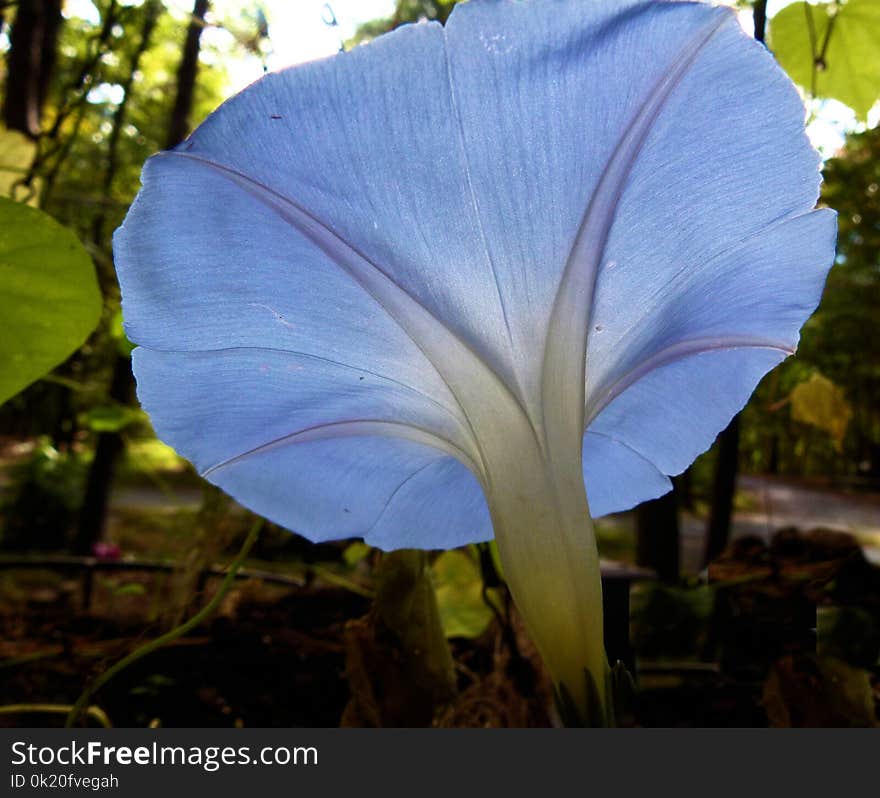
[85,404,145,433]
[431,549,494,639]
[789,372,852,451]
[0,125,40,205]
[342,541,372,568]
[110,308,135,358]
[770,0,880,120]
[113,582,147,597]
[0,198,101,405]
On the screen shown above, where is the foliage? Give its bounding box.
[630,582,716,660]
[83,403,145,433]
[789,372,852,451]
[0,0,258,462]
[0,438,85,551]
[39,2,234,255]
[342,541,372,568]
[431,549,495,639]
[0,197,100,406]
[770,0,880,120]
[802,126,880,465]
[742,121,880,478]
[0,124,39,203]
[348,0,461,46]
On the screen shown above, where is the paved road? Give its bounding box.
[680,475,880,572]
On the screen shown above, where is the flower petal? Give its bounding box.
[588,347,785,491]
[582,431,671,519]
[144,19,522,393]
[114,23,538,547]
[586,211,836,428]
[116,154,460,421]
[365,456,492,551]
[133,346,488,547]
[443,0,833,512]
[576,11,836,507]
[117,0,837,548]
[443,0,732,407]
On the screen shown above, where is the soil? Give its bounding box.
[0,583,367,728]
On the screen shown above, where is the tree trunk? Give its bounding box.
[3,0,63,137]
[92,0,162,248]
[73,356,133,554]
[704,416,740,566]
[75,0,207,553]
[753,0,767,45]
[636,487,680,582]
[165,0,209,149]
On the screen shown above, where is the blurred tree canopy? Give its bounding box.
[0,0,265,550]
[742,122,880,481]
[347,0,459,46]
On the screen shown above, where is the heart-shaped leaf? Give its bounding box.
[770,0,880,120]
[0,198,101,405]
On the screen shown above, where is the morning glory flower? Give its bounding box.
[115,0,836,723]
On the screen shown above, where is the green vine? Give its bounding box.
[65,518,263,727]
[0,703,112,728]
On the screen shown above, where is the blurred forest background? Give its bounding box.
[0,0,879,728]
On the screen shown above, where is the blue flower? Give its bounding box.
[115,0,836,720]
